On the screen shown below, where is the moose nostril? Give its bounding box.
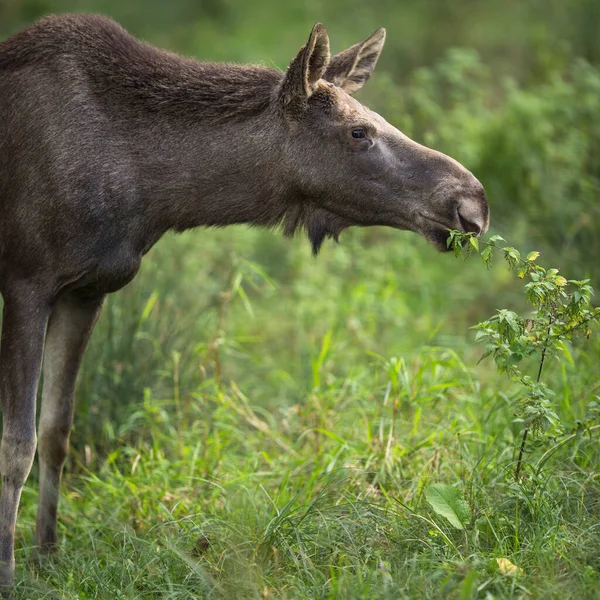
[458,211,483,236]
[455,177,489,236]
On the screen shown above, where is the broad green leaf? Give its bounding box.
[488,235,506,245]
[459,570,479,600]
[502,247,521,270]
[425,484,471,529]
[555,276,567,287]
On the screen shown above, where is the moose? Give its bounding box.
[0,14,489,588]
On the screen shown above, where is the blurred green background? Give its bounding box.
[1,2,600,597]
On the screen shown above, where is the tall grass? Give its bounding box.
[7,225,598,598]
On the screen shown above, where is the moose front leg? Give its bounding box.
[0,289,50,590]
[35,293,105,554]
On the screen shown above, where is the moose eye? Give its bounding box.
[351,128,367,139]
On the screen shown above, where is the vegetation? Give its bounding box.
[0,1,599,598]
[449,230,600,481]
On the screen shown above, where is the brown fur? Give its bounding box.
[0,15,488,590]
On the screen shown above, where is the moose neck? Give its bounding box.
[90,54,296,248]
[132,114,289,239]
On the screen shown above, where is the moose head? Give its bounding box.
[275,24,489,254]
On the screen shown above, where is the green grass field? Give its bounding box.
[10,227,600,599]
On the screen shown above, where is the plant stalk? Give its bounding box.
[514,427,529,481]
[515,317,553,481]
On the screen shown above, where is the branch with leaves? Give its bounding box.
[447,231,600,480]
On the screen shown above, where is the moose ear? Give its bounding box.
[324,28,386,94]
[280,23,330,115]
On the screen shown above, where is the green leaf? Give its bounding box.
[139,291,159,325]
[425,484,471,530]
[459,570,480,600]
[446,230,456,249]
[502,247,521,270]
[481,245,493,269]
[488,235,506,246]
[554,276,567,287]
[469,236,479,252]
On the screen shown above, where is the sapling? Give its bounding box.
[447,230,600,480]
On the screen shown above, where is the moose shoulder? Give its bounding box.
[0,14,488,589]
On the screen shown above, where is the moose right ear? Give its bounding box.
[280,23,331,117]
[324,28,386,94]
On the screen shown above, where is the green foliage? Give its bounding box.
[425,484,471,530]
[449,230,600,478]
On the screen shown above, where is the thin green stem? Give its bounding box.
[514,428,529,482]
[515,314,554,481]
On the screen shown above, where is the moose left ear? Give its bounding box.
[280,23,331,116]
[324,28,386,94]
